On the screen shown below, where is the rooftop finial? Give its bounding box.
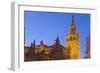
[72,16,75,25]
[56,36,60,45]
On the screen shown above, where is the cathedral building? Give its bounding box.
[24,16,80,61]
[65,16,80,59]
[24,37,67,61]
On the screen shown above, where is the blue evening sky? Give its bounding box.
[24,11,90,58]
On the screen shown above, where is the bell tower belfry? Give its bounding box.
[66,16,80,59]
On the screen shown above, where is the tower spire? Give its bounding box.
[56,36,60,45]
[70,16,76,34]
[71,16,75,25]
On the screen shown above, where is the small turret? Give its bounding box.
[53,36,60,45]
[40,40,44,45]
[31,40,35,48]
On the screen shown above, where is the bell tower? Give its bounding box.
[66,16,80,59]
